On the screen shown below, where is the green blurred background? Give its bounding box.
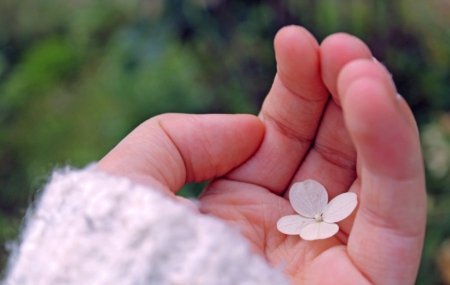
[0,0,449,283]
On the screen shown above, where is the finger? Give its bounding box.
[286,35,373,241]
[320,33,372,105]
[226,25,329,194]
[320,33,372,185]
[97,114,265,194]
[284,100,358,244]
[284,33,373,215]
[287,97,356,200]
[339,60,426,284]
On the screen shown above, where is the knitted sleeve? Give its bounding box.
[2,166,288,285]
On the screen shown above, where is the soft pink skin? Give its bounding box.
[98,26,426,285]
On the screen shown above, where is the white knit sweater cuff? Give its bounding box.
[3,166,288,285]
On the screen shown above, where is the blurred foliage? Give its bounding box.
[0,0,449,283]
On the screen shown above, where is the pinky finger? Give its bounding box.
[339,59,426,285]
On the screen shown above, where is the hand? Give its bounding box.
[98,26,426,285]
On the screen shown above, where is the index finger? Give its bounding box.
[225,26,330,194]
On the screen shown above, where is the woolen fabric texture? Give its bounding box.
[2,166,288,285]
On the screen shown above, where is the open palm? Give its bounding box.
[98,26,426,285]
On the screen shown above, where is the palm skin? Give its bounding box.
[98,26,426,285]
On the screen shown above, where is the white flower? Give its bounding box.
[277,179,358,241]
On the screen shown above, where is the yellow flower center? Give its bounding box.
[314,214,323,222]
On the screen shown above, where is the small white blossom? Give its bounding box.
[277,180,357,241]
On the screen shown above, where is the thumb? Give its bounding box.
[98,114,265,195]
[339,59,426,284]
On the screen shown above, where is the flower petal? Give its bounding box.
[322,192,358,223]
[277,215,315,235]
[289,180,328,218]
[300,222,339,240]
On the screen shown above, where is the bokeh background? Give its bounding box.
[0,0,449,283]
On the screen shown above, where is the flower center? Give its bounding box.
[314,214,323,222]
